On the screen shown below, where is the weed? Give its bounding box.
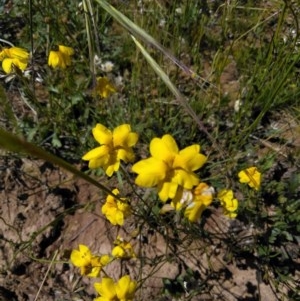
[0,0,299,300]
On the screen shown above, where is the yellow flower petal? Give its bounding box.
[218,189,233,202]
[16,59,28,71]
[115,210,125,225]
[2,58,13,73]
[0,49,8,60]
[70,244,91,267]
[161,134,179,153]
[100,254,112,266]
[127,132,139,147]
[7,47,29,60]
[2,57,28,73]
[116,148,135,162]
[94,278,116,299]
[175,145,207,171]
[184,201,206,222]
[82,145,110,161]
[225,198,238,212]
[173,169,199,189]
[158,181,179,201]
[104,160,120,177]
[150,135,177,162]
[115,275,137,300]
[113,124,131,147]
[48,45,73,69]
[112,124,138,148]
[58,45,74,56]
[132,158,168,187]
[87,266,101,278]
[112,245,126,258]
[86,156,109,169]
[93,124,112,145]
[48,51,66,69]
[102,189,130,225]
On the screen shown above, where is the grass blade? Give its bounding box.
[0,127,114,197]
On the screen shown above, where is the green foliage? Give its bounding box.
[0,0,299,300]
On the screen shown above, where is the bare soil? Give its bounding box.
[0,147,299,301]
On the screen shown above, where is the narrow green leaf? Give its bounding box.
[131,35,218,148]
[94,0,208,85]
[0,127,115,197]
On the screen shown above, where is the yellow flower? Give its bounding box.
[0,47,29,61]
[70,244,111,277]
[184,183,214,222]
[94,275,137,301]
[94,76,116,98]
[238,166,261,190]
[48,45,74,69]
[82,124,138,176]
[132,134,207,202]
[218,189,238,219]
[0,47,29,73]
[112,236,136,259]
[102,189,131,226]
[115,275,137,301]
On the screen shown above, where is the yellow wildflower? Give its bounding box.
[82,123,138,176]
[238,166,261,190]
[94,275,137,301]
[132,134,207,202]
[94,76,116,98]
[218,189,238,219]
[0,46,29,73]
[184,183,214,222]
[102,189,131,226]
[112,236,136,259]
[70,244,111,277]
[48,45,74,69]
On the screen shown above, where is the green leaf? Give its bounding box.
[0,127,117,198]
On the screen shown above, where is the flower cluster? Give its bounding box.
[0,44,75,73]
[130,134,215,222]
[217,189,239,219]
[112,236,136,259]
[0,46,29,74]
[72,124,139,299]
[102,189,131,226]
[70,244,111,277]
[82,123,138,177]
[132,134,207,202]
[74,122,264,300]
[48,45,74,69]
[70,243,136,301]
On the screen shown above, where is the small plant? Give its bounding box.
[0,0,299,300]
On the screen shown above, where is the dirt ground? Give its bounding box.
[0,149,299,301]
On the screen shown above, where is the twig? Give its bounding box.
[33,250,58,301]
